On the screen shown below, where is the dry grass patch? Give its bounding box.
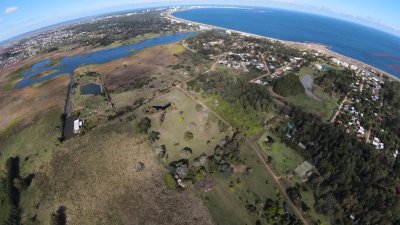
[29,121,214,225]
[0,74,69,133]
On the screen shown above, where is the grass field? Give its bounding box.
[1,108,215,225]
[258,131,304,179]
[91,43,188,109]
[0,109,62,223]
[286,86,338,121]
[137,88,283,225]
[0,74,69,133]
[138,89,231,164]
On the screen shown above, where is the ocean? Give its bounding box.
[174,7,400,78]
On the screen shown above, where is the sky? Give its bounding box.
[0,0,399,41]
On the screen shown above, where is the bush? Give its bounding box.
[138,117,151,133]
[184,131,194,141]
[50,206,67,225]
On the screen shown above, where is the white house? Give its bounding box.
[73,119,83,133]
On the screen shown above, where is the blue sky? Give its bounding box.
[0,0,399,41]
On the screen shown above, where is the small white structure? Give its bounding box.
[73,119,83,133]
[394,150,399,158]
[350,65,358,71]
[315,64,323,70]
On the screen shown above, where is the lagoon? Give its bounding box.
[16,32,196,89]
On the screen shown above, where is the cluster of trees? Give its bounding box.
[168,130,246,181]
[380,81,400,149]
[275,106,400,224]
[4,157,21,225]
[207,131,246,176]
[188,72,272,113]
[314,68,356,96]
[272,74,304,97]
[261,199,302,225]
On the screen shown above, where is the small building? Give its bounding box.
[73,119,83,133]
[298,143,306,150]
[63,116,83,141]
[283,202,290,214]
[174,174,185,188]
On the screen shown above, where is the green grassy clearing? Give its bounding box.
[203,94,263,136]
[258,131,304,179]
[286,86,338,121]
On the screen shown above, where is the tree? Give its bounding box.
[148,131,160,143]
[184,131,194,141]
[138,117,151,133]
[50,206,66,225]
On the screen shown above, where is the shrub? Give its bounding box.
[184,131,194,141]
[138,117,151,133]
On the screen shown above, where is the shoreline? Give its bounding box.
[167,7,400,82]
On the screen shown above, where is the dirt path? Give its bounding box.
[202,54,224,74]
[365,128,371,143]
[174,84,309,225]
[330,94,348,123]
[182,39,197,53]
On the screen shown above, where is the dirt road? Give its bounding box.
[330,94,348,123]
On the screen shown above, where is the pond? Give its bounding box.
[81,83,102,95]
[16,32,197,89]
[300,74,321,101]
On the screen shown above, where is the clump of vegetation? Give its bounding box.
[262,199,301,225]
[184,131,194,141]
[195,104,203,112]
[148,131,160,143]
[50,206,67,225]
[273,74,304,97]
[180,147,193,159]
[138,117,151,133]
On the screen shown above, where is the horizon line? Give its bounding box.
[1,4,400,44]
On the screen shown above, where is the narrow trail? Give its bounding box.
[330,93,349,123]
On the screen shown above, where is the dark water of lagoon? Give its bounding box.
[16,32,196,89]
[80,83,102,95]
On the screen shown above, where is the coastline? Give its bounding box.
[167,7,400,82]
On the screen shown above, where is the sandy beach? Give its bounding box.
[167,8,400,82]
